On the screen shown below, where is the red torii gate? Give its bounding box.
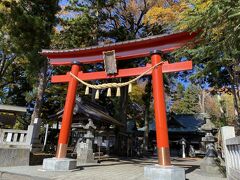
[41,31,197,166]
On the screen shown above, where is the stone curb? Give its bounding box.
[0,171,50,180]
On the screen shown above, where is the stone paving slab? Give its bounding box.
[0,158,227,180]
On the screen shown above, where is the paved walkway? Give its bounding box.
[0,158,226,180]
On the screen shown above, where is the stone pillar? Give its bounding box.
[221,126,235,177]
[179,138,186,158]
[27,118,42,144]
[26,118,42,152]
[76,132,97,165]
[0,129,3,144]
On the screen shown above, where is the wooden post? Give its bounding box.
[56,61,81,158]
[151,50,171,166]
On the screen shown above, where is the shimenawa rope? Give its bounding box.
[70,62,164,89]
[69,61,164,98]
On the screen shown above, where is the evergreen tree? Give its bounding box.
[145,0,240,125]
[176,0,240,125]
[175,83,185,100]
[0,0,60,124]
[171,84,201,114]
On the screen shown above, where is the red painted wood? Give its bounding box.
[51,61,192,83]
[48,44,182,66]
[41,32,197,66]
[56,63,80,158]
[151,53,171,165]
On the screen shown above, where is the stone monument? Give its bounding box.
[200,114,223,177]
[27,118,43,152]
[76,118,97,165]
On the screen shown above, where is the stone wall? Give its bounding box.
[221,126,240,180]
[0,148,30,167]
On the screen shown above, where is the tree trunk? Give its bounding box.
[31,59,48,124]
[226,66,240,125]
[91,88,96,102]
[114,85,128,155]
[198,90,205,114]
[143,78,152,154]
[143,105,149,153]
[232,68,240,125]
[119,86,128,127]
[231,83,240,125]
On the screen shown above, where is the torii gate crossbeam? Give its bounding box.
[51,61,192,83]
[41,31,196,166]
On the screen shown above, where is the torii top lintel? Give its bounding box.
[41,31,197,66]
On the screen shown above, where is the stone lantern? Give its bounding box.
[76,118,97,165]
[200,114,223,177]
[201,114,217,151]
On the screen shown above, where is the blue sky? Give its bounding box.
[59,0,67,5]
[59,0,68,6]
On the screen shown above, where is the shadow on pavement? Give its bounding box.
[75,158,200,175]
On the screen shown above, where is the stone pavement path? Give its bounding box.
[0,158,226,180]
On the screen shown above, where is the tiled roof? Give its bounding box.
[138,114,205,132]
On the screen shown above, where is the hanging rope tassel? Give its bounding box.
[85,86,89,95]
[69,62,164,97]
[95,89,100,99]
[107,88,111,97]
[128,83,132,93]
[116,87,121,97]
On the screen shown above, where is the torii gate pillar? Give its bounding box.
[56,61,81,158]
[151,50,171,166]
